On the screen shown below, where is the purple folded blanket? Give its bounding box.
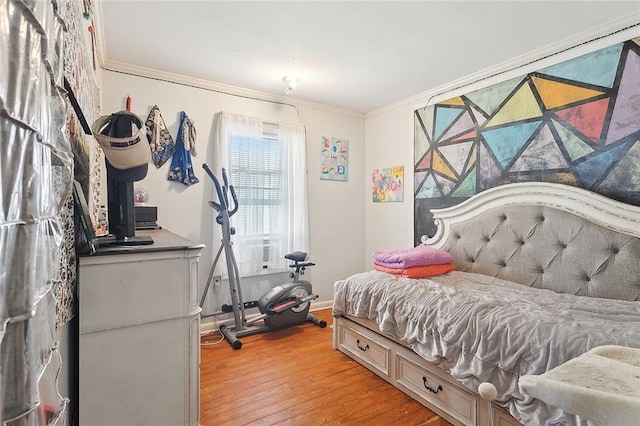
[372,245,453,268]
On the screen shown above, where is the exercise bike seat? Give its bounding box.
[285,251,308,262]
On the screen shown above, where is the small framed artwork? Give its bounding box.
[372,165,404,202]
[320,136,348,181]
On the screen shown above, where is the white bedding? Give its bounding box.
[333,270,640,425]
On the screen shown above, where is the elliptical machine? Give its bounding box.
[200,164,326,350]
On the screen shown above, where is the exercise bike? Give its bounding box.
[200,164,326,350]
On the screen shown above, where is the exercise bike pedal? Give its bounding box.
[266,293,318,315]
[269,297,300,314]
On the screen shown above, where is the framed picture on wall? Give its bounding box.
[372,165,404,202]
[320,136,349,181]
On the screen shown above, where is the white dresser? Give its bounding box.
[78,230,204,426]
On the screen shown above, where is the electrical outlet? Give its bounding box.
[213,275,222,291]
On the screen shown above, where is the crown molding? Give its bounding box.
[367,13,640,118]
[100,60,364,119]
[92,1,363,119]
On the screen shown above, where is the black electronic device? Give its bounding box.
[72,179,154,253]
[103,175,153,246]
[107,178,135,239]
[100,112,153,246]
[134,205,158,229]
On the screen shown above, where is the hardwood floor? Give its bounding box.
[200,309,452,426]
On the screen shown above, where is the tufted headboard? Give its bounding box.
[422,183,640,301]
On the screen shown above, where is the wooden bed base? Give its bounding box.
[333,314,521,426]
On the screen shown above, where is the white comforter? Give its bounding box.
[333,270,640,425]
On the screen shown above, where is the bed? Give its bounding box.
[332,182,640,426]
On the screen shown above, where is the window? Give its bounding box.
[229,134,283,270]
[213,112,308,276]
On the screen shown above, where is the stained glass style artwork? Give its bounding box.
[414,38,640,242]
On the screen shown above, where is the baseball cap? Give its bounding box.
[105,158,148,182]
[92,111,151,170]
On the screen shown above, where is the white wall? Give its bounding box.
[99,17,639,318]
[100,70,365,320]
[364,99,424,266]
[363,18,640,266]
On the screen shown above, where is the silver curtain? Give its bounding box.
[1,0,72,424]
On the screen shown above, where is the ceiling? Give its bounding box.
[96,1,640,114]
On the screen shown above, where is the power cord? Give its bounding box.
[200,297,231,346]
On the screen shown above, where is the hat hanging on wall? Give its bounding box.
[92,111,150,182]
[104,159,148,182]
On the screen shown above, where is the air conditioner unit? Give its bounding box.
[261,237,280,270]
[241,235,280,271]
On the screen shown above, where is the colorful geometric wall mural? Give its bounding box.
[414,37,640,242]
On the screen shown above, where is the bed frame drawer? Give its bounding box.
[395,352,477,425]
[336,320,391,376]
[492,406,521,426]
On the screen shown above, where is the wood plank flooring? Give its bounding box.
[200,309,452,426]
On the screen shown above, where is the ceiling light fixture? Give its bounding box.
[283,76,298,94]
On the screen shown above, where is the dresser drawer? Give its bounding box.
[337,320,391,377]
[396,352,477,425]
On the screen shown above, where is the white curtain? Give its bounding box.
[212,111,309,276]
[212,112,263,175]
[279,120,310,256]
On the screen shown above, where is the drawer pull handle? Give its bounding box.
[423,376,443,394]
[356,339,369,352]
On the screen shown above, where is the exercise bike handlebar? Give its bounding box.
[202,163,226,211]
[228,183,239,216]
[202,163,238,217]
